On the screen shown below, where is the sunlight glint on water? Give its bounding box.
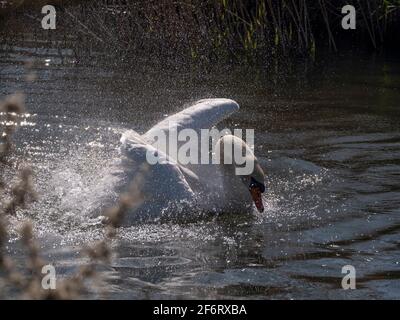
[1,45,400,299]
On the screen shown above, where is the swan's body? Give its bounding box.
[112,99,265,224]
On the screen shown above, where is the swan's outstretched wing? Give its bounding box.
[142,98,239,145]
[117,132,198,223]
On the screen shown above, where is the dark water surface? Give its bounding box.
[1,45,400,299]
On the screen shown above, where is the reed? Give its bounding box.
[60,0,400,63]
[1,0,399,66]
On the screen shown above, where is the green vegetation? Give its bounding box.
[1,1,400,65]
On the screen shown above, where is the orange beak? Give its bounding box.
[250,186,264,213]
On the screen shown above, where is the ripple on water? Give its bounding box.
[1,49,400,298]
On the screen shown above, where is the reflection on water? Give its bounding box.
[1,44,400,299]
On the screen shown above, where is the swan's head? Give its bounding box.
[216,135,266,213]
[243,162,266,213]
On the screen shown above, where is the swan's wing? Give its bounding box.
[121,129,148,146]
[117,135,198,222]
[121,130,199,184]
[120,133,196,195]
[142,98,239,144]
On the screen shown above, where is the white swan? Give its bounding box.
[111,99,266,224]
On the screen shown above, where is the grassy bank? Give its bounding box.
[1,0,399,67]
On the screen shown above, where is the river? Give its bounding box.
[1,44,399,299]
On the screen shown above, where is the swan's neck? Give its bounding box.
[219,164,253,212]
